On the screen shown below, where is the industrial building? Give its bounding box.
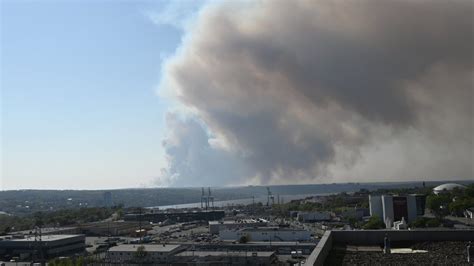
[107,244,183,264]
[190,241,317,255]
[124,210,225,223]
[0,234,85,261]
[209,218,268,234]
[369,194,426,227]
[79,221,151,236]
[219,227,312,242]
[173,250,277,265]
[297,211,331,222]
[7,227,80,236]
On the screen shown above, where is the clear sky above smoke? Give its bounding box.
[2,0,473,189]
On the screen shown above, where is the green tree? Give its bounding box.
[134,245,148,262]
[239,235,250,243]
[363,216,385,229]
[426,194,451,218]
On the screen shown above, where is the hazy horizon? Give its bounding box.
[2,0,473,190]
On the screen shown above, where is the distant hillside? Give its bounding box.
[1,180,472,215]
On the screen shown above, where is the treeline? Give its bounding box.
[1,181,457,216]
[0,207,120,235]
[272,191,370,216]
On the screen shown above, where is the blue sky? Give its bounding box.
[2,1,471,190]
[1,0,202,189]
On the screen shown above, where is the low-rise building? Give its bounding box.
[220,227,312,242]
[209,219,268,234]
[124,210,225,223]
[0,234,85,261]
[7,227,80,236]
[191,241,317,255]
[173,250,277,265]
[79,221,151,236]
[107,244,182,264]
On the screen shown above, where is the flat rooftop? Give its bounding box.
[237,227,309,232]
[306,229,474,265]
[108,244,181,253]
[8,227,77,235]
[0,234,83,242]
[229,241,317,246]
[209,219,267,225]
[176,251,275,258]
[324,241,470,265]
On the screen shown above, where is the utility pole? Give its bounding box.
[266,187,274,206]
[208,187,214,209]
[138,207,143,243]
[33,212,45,266]
[34,226,45,266]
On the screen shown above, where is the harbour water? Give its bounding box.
[149,193,332,210]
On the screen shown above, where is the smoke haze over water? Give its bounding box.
[157,0,473,187]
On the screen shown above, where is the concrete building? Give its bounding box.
[190,241,316,255]
[297,211,331,222]
[79,221,151,236]
[124,210,225,223]
[173,250,277,265]
[7,227,79,236]
[0,234,85,261]
[219,227,312,242]
[369,194,424,227]
[107,244,182,264]
[209,219,268,234]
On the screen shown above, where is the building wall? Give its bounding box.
[174,253,276,265]
[125,210,225,223]
[406,195,417,222]
[209,221,267,234]
[0,235,85,259]
[381,195,394,228]
[191,242,316,255]
[220,229,311,241]
[369,195,383,218]
[108,250,170,263]
[415,195,426,216]
[306,231,333,266]
[108,245,183,263]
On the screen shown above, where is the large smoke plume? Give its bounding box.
[157,0,473,186]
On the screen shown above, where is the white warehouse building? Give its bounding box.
[108,244,183,264]
[209,219,268,234]
[219,227,311,242]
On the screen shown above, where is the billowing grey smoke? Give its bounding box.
[158,0,473,186]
